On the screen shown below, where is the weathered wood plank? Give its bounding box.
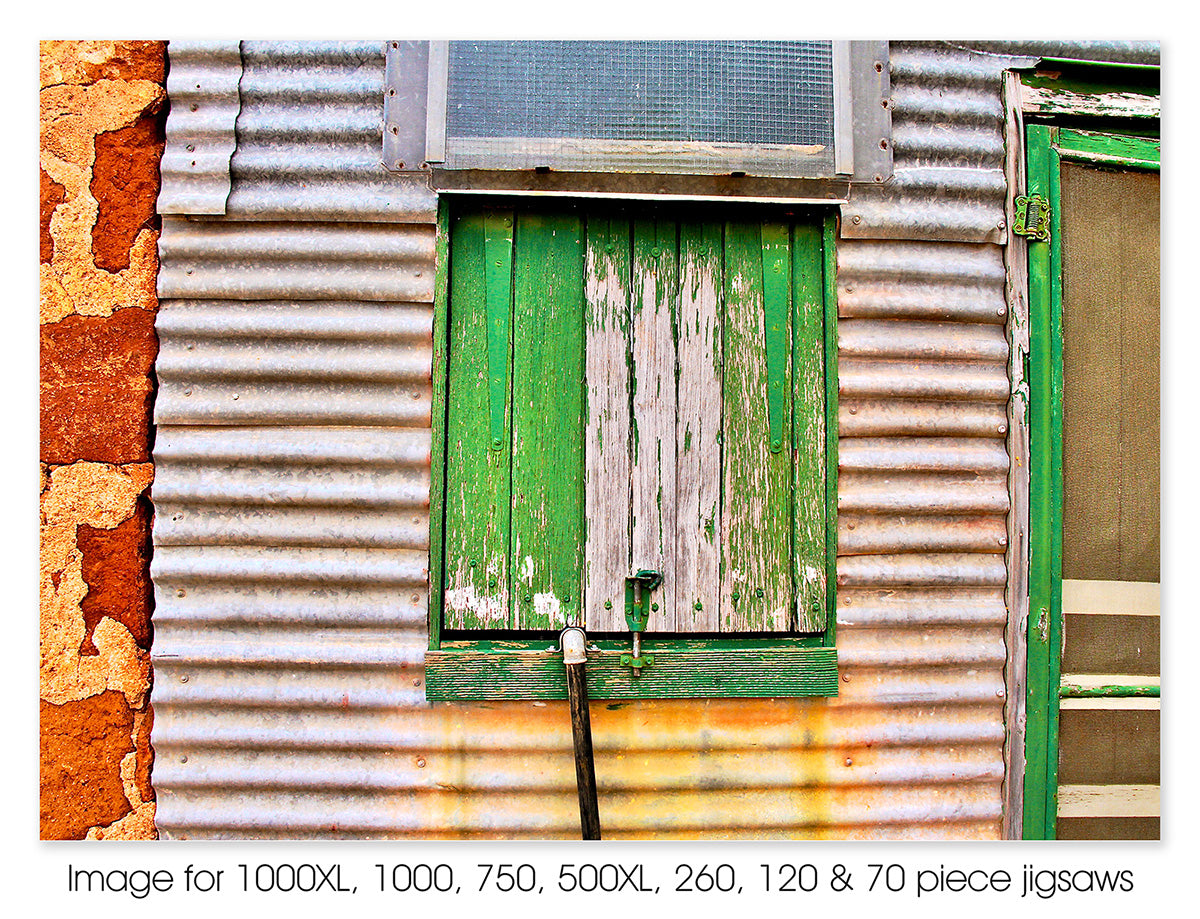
[630,216,679,630]
[1021,84,1159,121]
[426,641,839,699]
[443,209,512,629]
[675,220,723,631]
[791,221,827,632]
[510,210,586,630]
[721,220,793,631]
[584,214,633,631]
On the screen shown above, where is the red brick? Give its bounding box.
[40,308,158,465]
[40,692,134,839]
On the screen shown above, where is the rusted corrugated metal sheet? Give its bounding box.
[152,39,1016,840]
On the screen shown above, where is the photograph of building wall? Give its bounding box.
[38,39,1160,841]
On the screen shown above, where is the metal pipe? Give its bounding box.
[561,627,600,840]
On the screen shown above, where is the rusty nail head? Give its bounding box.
[852,214,862,224]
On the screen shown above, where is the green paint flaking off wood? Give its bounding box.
[444,211,512,629]
[428,201,452,649]
[1056,129,1159,170]
[426,643,839,699]
[483,211,514,451]
[510,210,586,629]
[1024,123,1062,840]
[631,217,679,628]
[821,213,838,645]
[583,215,633,630]
[791,221,827,632]
[761,222,790,455]
[720,220,793,631]
[437,200,836,678]
[675,219,723,630]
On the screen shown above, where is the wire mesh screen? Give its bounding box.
[442,41,837,177]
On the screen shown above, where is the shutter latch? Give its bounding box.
[1013,193,1051,242]
[621,569,662,676]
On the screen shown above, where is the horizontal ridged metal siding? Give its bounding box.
[841,40,1159,243]
[158,41,242,215]
[150,39,1040,839]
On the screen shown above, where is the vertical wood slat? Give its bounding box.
[721,220,793,631]
[443,210,512,629]
[792,221,827,632]
[631,217,679,630]
[584,216,633,631]
[675,220,724,631]
[510,210,587,630]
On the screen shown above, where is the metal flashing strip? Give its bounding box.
[424,40,449,164]
[384,41,431,172]
[832,40,855,176]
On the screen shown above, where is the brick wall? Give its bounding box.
[39,40,166,840]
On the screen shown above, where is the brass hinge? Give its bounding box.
[1013,193,1051,242]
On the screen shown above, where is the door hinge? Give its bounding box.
[1013,193,1051,242]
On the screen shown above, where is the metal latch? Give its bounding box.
[1013,193,1051,242]
[621,569,661,675]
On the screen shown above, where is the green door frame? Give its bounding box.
[1021,125,1160,840]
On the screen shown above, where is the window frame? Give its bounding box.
[381,40,892,201]
[425,196,840,701]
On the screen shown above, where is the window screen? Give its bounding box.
[441,41,838,177]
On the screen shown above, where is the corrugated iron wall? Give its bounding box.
[149,39,1152,839]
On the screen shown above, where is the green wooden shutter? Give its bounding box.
[443,202,826,635]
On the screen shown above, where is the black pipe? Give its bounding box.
[562,628,600,840]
